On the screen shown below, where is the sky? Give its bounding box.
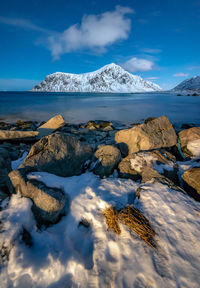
[0,0,200,90]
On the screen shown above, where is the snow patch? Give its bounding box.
[1,171,200,287]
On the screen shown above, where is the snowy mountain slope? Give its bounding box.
[172,76,200,92]
[31,63,162,93]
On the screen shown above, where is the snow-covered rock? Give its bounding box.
[31,63,162,93]
[172,76,200,92]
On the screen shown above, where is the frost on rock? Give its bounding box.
[31,63,162,93]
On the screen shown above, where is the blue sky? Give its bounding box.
[0,0,200,90]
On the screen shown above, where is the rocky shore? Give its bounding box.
[1,114,200,287]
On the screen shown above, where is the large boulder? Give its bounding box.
[182,168,200,201]
[115,116,177,154]
[9,168,67,225]
[20,133,92,177]
[92,145,121,178]
[38,115,65,138]
[0,130,38,141]
[118,150,178,183]
[178,127,200,157]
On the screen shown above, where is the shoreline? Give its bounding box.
[1,115,200,287]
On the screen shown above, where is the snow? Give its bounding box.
[1,170,200,288]
[172,75,200,92]
[11,151,28,170]
[31,63,162,93]
[130,152,175,174]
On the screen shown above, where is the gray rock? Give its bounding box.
[92,145,121,178]
[118,150,178,184]
[182,168,200,201]
[20,133,92,177]
[178,127,200,157]
[37,114,65,138]
[0,147,12,194]
[0,130,38,141]
[86,120,113,130]
[115,116,177,154]
[118,155,141,181]
[9,168,67,225]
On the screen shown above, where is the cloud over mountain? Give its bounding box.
[122,57,154,72]
[47,6,134,59]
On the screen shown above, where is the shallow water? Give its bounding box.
[0,91,199,126]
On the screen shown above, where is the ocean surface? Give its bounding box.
[0,91,199,126]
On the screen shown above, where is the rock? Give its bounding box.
[182,168,200,201]
[0,147,12,194]
[86,120,113,130]
[0,130,38,141]
[115,116,177,154]
[20,133,92,177]
[179,127,200,157]
[118,150,178,183]
[15,120,37,131]
[103,125,113,131]
[92,145,121,178]
[37,115,65,138]
[118,155,141,181]
[0,189,8,202]
[0,122,11,130]
[9,168,66,225]
[141,166,163,183]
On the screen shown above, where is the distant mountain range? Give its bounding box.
[172,76,200,92]
[31,63,162,93]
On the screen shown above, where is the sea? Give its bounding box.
[0,91,199,127]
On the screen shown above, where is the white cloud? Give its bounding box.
[47,6,134,59]
[145,77,159,80]
[173,73,189,77]
[0,17,50,33]
[0,6,134,60]
[141,48,162,54]
[188,66,200,71]
[122,57,154,72]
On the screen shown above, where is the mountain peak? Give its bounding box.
[32,64,162,93]
[173,75,200,92]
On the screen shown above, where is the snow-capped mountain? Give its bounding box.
[31,63,162,93]
[172,76,200,92]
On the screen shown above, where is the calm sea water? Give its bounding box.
[0,91,199,126]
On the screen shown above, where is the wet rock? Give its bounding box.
[20,133,92,177]
[0,147,12,194]
[0,122,11,130]
[9,168,67,225]
[182,168,200,201]
[15,120,37,131]
[115,116,177,154]
[86,120,113,130]
[179,127,200,157]
[0,189,8,203]
[92,145,121,178]
[37,114,65,138]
